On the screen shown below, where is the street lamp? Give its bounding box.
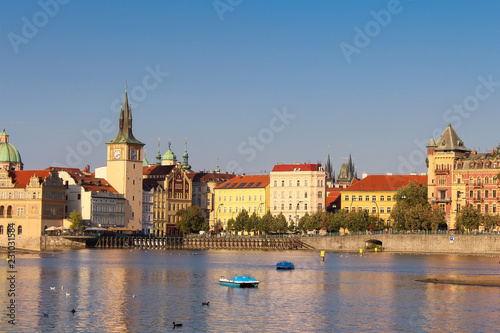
[295,201,303,228]
[372,201,379,229]
[215,203,224,233]
[258,202,264,216]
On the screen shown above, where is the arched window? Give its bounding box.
[485,177,489,184]
[0,206,4,216]
[318,203,323,210]
[6,206,12,217]
[0,225,3,235]
[318,191,323,198]
[17,225,22,235]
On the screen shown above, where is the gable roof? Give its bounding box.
[46,167,118,193]
[188,172,236,183]
[343,175,427,192]
[143,165,175,179]
[8,170,51,188]
[215,175,270,189]
[271,163,323,172]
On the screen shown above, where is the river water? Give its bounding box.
[1,249,499,332]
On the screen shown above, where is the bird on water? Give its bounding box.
[173,322,183,328]
[71,309,76,314]
[202,302,210,306]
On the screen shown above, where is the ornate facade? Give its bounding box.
[427,124,500,229]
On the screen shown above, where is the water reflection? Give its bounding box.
[2,250,499,332]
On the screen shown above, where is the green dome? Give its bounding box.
[0,142,22,164]
[162,148,176,161]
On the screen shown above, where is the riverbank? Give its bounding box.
[417,275,500,287]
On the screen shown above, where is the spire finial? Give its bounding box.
[168,138,172,150]
[125,80,128,92]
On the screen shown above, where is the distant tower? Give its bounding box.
[325,148,333,186]
[337,153,357,187]
[161,139,177,166]
[106,86,145,230]
[182,138,192,171]
[215,157,220,173]
[156,138,162,166]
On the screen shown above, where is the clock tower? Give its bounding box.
[106,88,145,230]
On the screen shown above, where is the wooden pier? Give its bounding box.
[93,236,315,250]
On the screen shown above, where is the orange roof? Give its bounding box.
[326,188,343,206]
[46,167,118,193]
[272,163,322,172]
[9,170,51,188]
[215,175,270,189]
[343,175,427,192]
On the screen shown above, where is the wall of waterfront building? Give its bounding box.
[300,233,500,254]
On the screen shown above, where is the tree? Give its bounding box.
[246,212,259,233]
[227,218,236,232]
[483,213,500,230]
[176,206,207,234]
[234,210,249,232]
[391,181,433,230]
[272,213,288,233]
[455,205,482,232]
[297,212,311,232]
[257,210,273,234]
[69,210,83,231]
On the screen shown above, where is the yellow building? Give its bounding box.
[0,168,66,250]
[341,174,427,226]
[214,175,270,231]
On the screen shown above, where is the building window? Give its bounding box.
[345,195,350,201]
[494,190,497,198]
[358,195,363,201]
[305,192,308,198]
[318,203,323,210]
[372,196,376,201]
[387,207,391,214]
[387,196,391,202]
[289,203,292,210]
[380,207,385,214]
[485,190,489,198]
[281,204,284,210]
[485,177,490,184]
[318,191,323,198]
[477,204,481,211]
[17,208,24,216]
[297,180,300,187]
[380,196,385,201]
[248,196,251,201]
[365,207,369,212]
[224,196,226,201]
[493,204,497,213]
[289,180,292,187]
[229,196,232,201]
[229,207,232,213]
[304,203,308,210]
[18,226,22,235]
[365,196,370,201]
[469,190,473,198]
[305,180,308,186]
[282,181,285,187]
[274,181,277,187]
[372,207,376,213]
[485,204,489,213]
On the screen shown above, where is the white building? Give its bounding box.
[142,182,154,234]
[270,163,326,226]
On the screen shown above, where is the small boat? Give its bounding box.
[276,261,295,270]
[219,276,260,288]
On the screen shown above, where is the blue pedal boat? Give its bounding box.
[219,276,260,288]
[276,261,295,270]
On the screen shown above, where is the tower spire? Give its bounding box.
[215,156,220,173]
[156,138,161,165]
[107,86,144,145]
[182,138,191,171]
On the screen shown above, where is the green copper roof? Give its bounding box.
[0,142,22,164]
[162,148,176,161]
[0,127,7,136]
[143,157,149,166]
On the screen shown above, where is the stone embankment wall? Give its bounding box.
[40,236,86,251]
[300,234,500,254]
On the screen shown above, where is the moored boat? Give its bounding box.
[276,261,295,270]
[219,276,260,288]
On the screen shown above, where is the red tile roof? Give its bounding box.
[9,170,51,188]
[343,175,427,192]
[143,165,175,179]
[45,167,118,193]
[215,175,270,189]
[188,172,237,183]
[271,163,322,172]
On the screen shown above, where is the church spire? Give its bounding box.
[182,138,191,171]
[215,156,220,173]
[107,86,144,145]
[156,138,161,165]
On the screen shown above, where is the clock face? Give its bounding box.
[131,150,138,160]
[114,149,121,159]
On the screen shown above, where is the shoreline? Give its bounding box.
[416,275,500,287]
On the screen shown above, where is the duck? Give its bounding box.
[49,287,55,290]
[42,312,49,318]
[202,302,210,306]
[173,322,183,327]
[71,309,76,313]
[65,292,71,297]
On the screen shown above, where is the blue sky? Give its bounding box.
[1,1,500,176]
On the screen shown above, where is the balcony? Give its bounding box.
[435,169,449,175]
[473,197,483,203]
[431,197,451,204]
[473,182,483,189]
